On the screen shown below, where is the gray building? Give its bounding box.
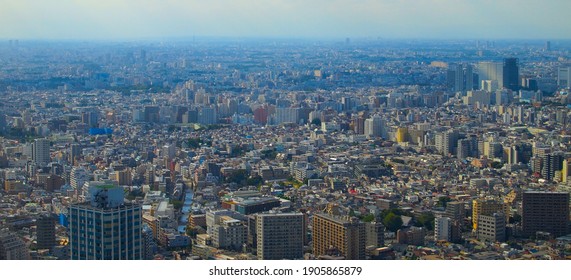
[256,213,304,260]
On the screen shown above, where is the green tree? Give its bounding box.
[361,213,376,223]
[438,197,452,208]
[246,175,264,186]
[415,212,435,230]
[224,170,248,185]
[170,199,183,210]
[383,212,403,232]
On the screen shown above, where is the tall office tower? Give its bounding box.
[143,106,160,123]
[472,199,509,231]
[69,143,81,165]
[198,106,217,125]
[341,97,354,111]
[36,215,57,250]
[477,62,504,89]
[0,230,30,260]
[447,64,474,93]
[115,169,132,186]
[557,67,571,88]
[435,129,458,156]
[434,216,452,241]
[465,64,474,91]
[545,41,551,51]
[541,152,564,181]
[477,213,506,242]
[68,185,142,260]
[503,58,520,91]
[509,143,532,165]
[82,111,99,128]
[454,64,464,93]
[253,106,268,125]
[365,221,385,248]
[444,201,464,243]
[353,116,366,135]
[364,115,384,138]
[446,68,456,90]
[312,214,366,260]
[522,192,569,238]
[256,213,304,260]
[32,138,50,167]
[457,139,471,159]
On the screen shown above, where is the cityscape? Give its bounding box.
[1,2,571,263]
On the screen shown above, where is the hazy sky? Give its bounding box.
[1,0,570,40]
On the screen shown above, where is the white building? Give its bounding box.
[434,216,452,241]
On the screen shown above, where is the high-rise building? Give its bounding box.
[32,138,50,167]
[454,64,464,93]
[541,152,564,181]
[198,106,217,125]
[68,185,142,260]
[253,106,268,125]
[144,106,160,123]
[447,64,475,93]
[256,213,304,260]
[562,159,571,183]
[365,221,384,248]
[445,200,465,242]
[472,199,508,231]
[36,215,57,250]
[70,167,89,189]
[557,67,571,88]
[275,107,300,124]
[445,201,465,226]
[0,230,29,260]
[210,216,246,251]
[522,192,569,238]
[364,115,384,138]
[434,216,452,241]
[435,129,458,156]
[503,58,520,91]
[457,139,471,159]
[312,214,365,260]
[477,213,506,242]
[477,62,504,89]
[69,144,81,165]
[115,169,132,186]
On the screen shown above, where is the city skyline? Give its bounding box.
[1,0,571,40]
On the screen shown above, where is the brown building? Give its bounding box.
[188,214,206,228]
[115,169,132,186]
[45,175,65,192]
[397,227,426,246]
[312,213,365,260]
[522,191,569,238]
